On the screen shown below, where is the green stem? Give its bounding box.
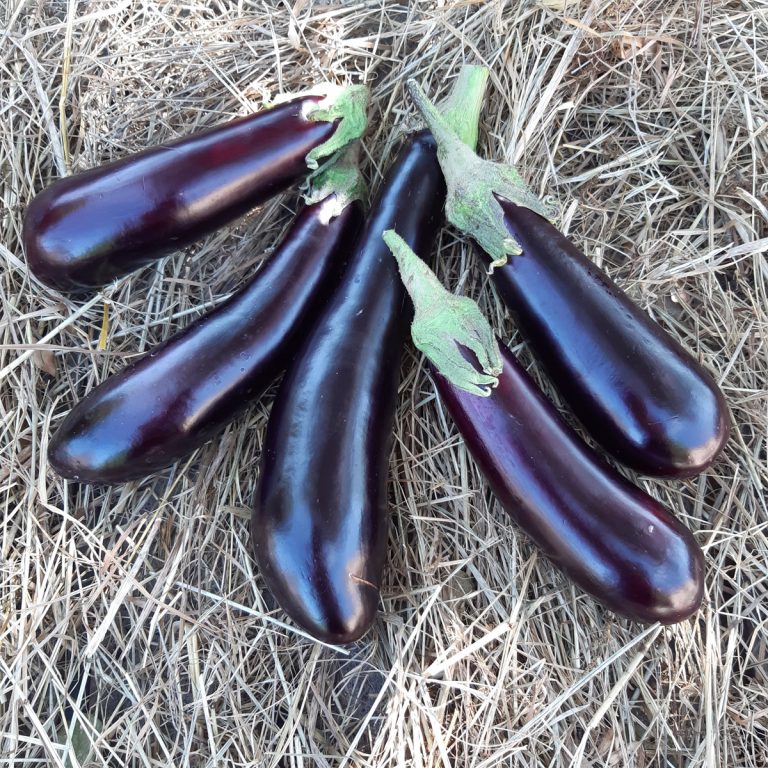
[383,230,502,397]
[407,78,559,270]
[438,64,489,151]
[304,83,369,170]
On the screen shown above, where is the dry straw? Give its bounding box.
[1,1,766,766]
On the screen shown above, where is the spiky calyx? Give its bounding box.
[303,145,365,222]
[303,83,369,170]
[383,230,502,397]
[407,79,559,271]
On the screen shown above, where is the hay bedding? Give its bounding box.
[1,0,766,765]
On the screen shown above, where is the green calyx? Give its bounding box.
[304,83,369,170]
[303,145,366,220]
[407,79,559,271]
[383,230,502,397]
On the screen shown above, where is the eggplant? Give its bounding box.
[251,66,489,644]
[407,80,730,479]
[24,84,367,291]
[385,231,704,624]
[47,153,365,484]
[489,202,730,477]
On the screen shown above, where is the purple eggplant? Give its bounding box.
[47,153,364,484]
[385,231,704,624]
[251,66,489,644]
[490,202,730,478]
[408,80,730,479]
[24,84,367,291]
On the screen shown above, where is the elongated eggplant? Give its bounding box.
[385,231,704,624]
[24,84,367,291]
[48,154,365,484]
[407,81,730,479]
[251,66,489,644]
[491,202,730,477]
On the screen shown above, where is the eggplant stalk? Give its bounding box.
[407,78,558,270]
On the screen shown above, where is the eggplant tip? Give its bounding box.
[290,589,379,646]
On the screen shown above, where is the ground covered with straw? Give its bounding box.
[2,1,767,766]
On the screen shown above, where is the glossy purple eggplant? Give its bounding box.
[24,85,367,291]
[251,131,445,645]
[489,200,730,478]
[47,159,365,484]
[250,66,489,645]
[433,343,705,623]
[408,80,730,479]
[385,233,704,624]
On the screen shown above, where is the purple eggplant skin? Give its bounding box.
[47,193,363,485]
[433,340,705,625]
[23,97,338,291]
[491,199,730,479]
[251,131,446,644]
